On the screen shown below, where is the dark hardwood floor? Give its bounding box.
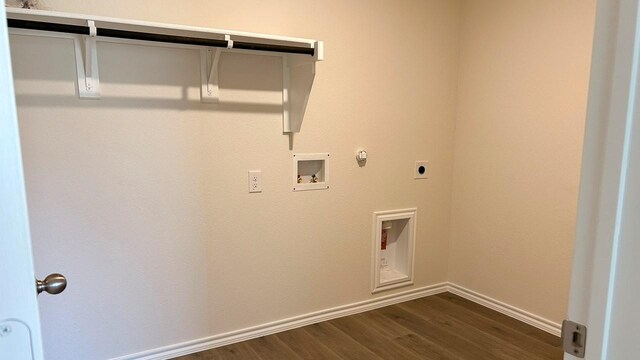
[173,292,563,360]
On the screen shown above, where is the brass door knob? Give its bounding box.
[36,273,67,295]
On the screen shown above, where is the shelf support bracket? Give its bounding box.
[200,47,222,103]
[283,41,323,133]
[73,20,100,99]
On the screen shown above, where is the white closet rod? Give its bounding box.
[7,18,316,56]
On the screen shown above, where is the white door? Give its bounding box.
[565,0,640,359]
[0,2,45,359]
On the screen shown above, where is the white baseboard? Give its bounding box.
[110,282,448,360]
[447,283,562,337]
[112,282,561,359]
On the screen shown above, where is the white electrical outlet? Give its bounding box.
[248,170,262,193]
[414,161,429,179]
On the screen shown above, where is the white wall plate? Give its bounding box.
[292,153,330,191]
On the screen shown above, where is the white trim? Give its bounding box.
[565,1,640,358]
[0,1,45,358]
[108,282,564,359]
[447,283,562,337]
[109,283,448,360]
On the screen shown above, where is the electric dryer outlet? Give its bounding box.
[414,161,429,179]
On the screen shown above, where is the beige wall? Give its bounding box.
[449,0,595,323]
[9,0,596,358]
[11,1,461,359]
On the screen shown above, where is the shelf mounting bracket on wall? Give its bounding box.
[200,47,221,103]
[283,40,322,133]
[200,35,234,103]
[73,20,100,99]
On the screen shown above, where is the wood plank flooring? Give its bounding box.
[172,292,563,360]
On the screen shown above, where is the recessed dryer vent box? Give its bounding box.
[293,153,330,191]
[372,208,417,293]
